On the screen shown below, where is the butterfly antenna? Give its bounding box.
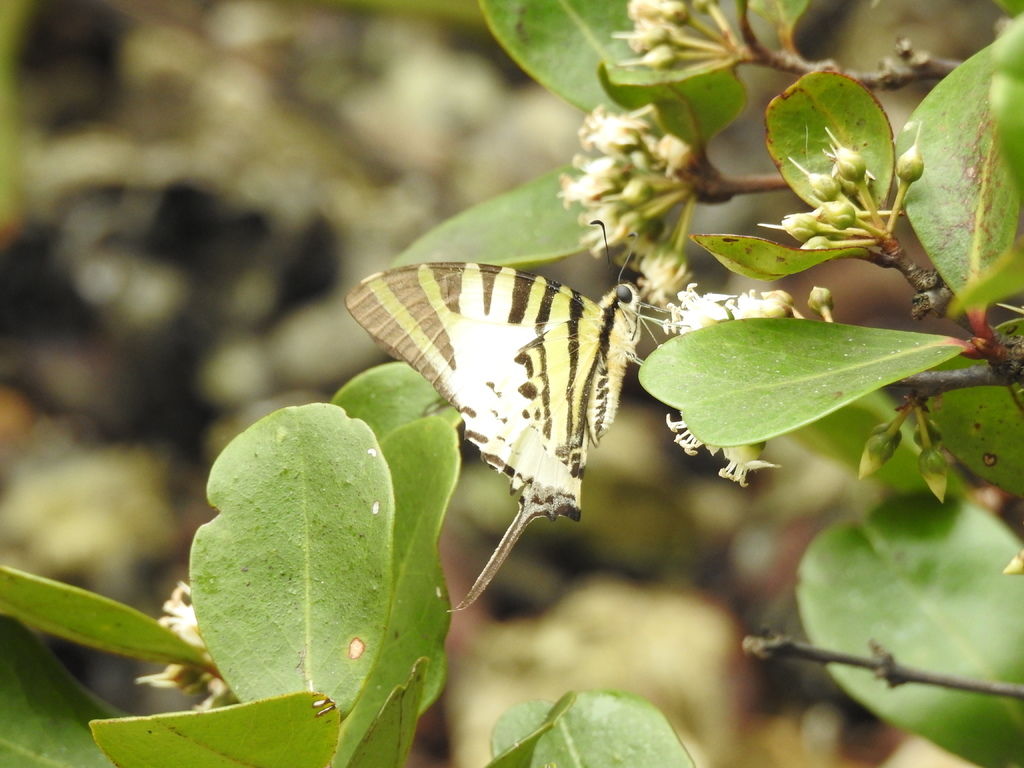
[453,505,546,611]
[589,219,613,271]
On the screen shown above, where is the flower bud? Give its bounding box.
[833,146,866,183]
[642,44,678,69]
[620,177,653,205]
[918,445,948,501]
[896,142,924,183]
[808,173,841,202]
[819,199,858,230]
[807,286,834,319]
[801,235,835,250]
[692,0,715,12]
[781,212,819,242]
[859,423,901,478]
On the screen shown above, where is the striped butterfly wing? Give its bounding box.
[346,262,640,606]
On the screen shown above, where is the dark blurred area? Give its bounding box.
[0,1,1001,765]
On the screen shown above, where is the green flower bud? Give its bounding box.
[643,44,678,70]
[896,143,924,183]
[807,286,834,318]
[833,146,866,183]
[808,173,841,202]
[819,199,858,230]
[781,212,819,242]
[918,445,948,501]
[692,0,716,12]
[620,177,653,205]
[801,235,835,250]
[859,423,902,478]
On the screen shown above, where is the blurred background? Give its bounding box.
[0,1,1004,765]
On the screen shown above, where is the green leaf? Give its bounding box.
[993,14,1024,193]
[0,616,116,767]
[91,691,341,768]
[931,379,1024,495]
[798,497,1024,768]
[993,0,1024,16]
[479,0,632,111]
[0,566,208,668]
[332,362,458,440]
[639,319,963,446]
[792,392,930,493]
[392,167,583,269]
[191,404,393,709]
[490,691,694,768]
[487,693,576,768]
[900,46,1021,292]
[332,417,459,767]
[765,72,893,207]
[691,234,868,280]
[599,66,746,148]
[950,241,1024,312]
[748,0,810,47]
[344,659,428,768]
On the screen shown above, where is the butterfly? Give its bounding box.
[346,262,642,608]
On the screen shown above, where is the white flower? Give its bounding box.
[656,134,691,173]
[719,444,779,487]
[667,414,778,485]
[579,105,654,156]
[666,413,704,455]
[156,582,205,649]
[732,289,794,319]
[668,283,734,332]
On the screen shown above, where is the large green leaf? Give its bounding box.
[91,691,341,768]
[489,691,694,767]
[692,234,868,280]
[332,362,458,441]
[765,72,893,207]
[993,14,1024,194]
[191,404,393,709]
[639,319,963,446]
[392,167,583,269]
[798,497,1024,767]
[901,46,1020,292]
[0,617,116,767]
[332,417,459,766]
[343,659,427,768]
[0,566,208,668]
[931,379,1024,495]
[479,0,632,110]
[598,66,746,148]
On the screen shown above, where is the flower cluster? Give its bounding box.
[560,105,694,303]
[615,0,738,72]
[136,582,234,710]
[660,283,799,485]
[771,127,925,250]
[668,282,797,333]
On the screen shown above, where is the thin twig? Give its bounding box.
[744,632,1024,700]
[736,12,958,89]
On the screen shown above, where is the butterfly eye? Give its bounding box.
[616,285,633,304]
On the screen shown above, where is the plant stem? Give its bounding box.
[744,632,1024,700]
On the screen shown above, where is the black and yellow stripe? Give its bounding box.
[346,261,641,607]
